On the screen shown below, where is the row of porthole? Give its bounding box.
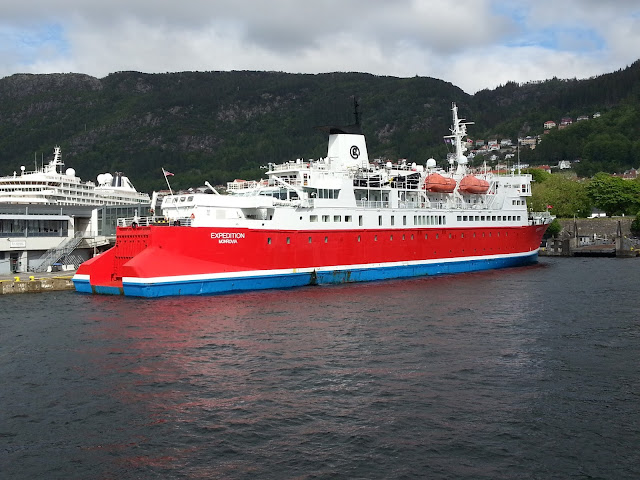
[266,230,511,245]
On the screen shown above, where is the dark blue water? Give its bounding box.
[1,257,639,479]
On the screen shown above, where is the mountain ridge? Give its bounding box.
[1,61,638,192]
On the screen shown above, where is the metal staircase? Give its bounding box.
[33,232,85,272]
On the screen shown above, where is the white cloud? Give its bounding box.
[0,1,638,93]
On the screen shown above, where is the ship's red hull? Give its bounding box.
[74,223,548,297]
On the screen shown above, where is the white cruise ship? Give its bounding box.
[0,146,150,206]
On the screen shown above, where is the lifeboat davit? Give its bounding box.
[423,173,457,193]
[459,175,490,194]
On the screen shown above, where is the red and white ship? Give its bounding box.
[73,103,553,297]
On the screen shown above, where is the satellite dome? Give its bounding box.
[65,168,76,177]
[426,158,437,168]
[100,173,114,185]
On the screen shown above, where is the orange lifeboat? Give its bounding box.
[423,173,457,193]
[459,175,490,194]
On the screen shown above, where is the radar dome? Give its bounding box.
[65,168,76,176]
[426,158,437,168]
[99,173,113,185]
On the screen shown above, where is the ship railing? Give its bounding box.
[356,200,390,209]
[398,201,421,209]
[117,215,194,227]
[528,211,554,225]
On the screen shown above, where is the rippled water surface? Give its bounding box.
[1,257,639,479]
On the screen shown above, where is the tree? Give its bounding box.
[530,174,592,218]
[631,213,640,236]
[524,168,551,184]
[545,218,562,237]
[586,173,640,216]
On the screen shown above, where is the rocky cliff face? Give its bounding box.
[0,73,103,99]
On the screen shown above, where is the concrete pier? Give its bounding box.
[540,217,639,257]
[0,272,75,295]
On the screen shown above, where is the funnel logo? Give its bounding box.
[350,145,360,159]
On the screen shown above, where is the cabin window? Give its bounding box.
[322,215,330,222]
[402,234,405,240]
[334,215,341,222]
[325,236,328,243]
[267,237,272,244]
[403,215,407,226]
[286,237,290,244]
[359,215,363,226]
[345,215,352,222]
[461,233,464,239]
[310,215,318,222]
[309,237,312,243]
[457,216,462,221]
[391,216,395,226]
[390,235,393,241]
[374,235,378,241]
[357,235,361,242]
[411,234,414,240]
[378,215,383,226]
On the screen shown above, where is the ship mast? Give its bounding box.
[444,103,474,175]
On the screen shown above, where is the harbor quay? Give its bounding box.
[0,270,76,295]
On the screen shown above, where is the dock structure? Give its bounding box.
[0,272,75,295]
[541,218,639,257]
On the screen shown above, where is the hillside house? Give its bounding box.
[560,117,573,126]
[544,120,556,129]
[577,115,589,121]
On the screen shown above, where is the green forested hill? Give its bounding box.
[0,61,638,193]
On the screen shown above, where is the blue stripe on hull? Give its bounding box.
[117,252,539,298]
[123,271,312,298]
[315,253,537,284]
[73,279,93,294]
[73,278,124,295]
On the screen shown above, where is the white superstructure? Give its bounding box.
[0,146,150,206]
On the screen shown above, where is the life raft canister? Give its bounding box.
[190,213,195,219]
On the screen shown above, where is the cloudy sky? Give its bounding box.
[1,0,638,93]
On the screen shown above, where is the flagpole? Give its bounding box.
[163,168,174,196]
